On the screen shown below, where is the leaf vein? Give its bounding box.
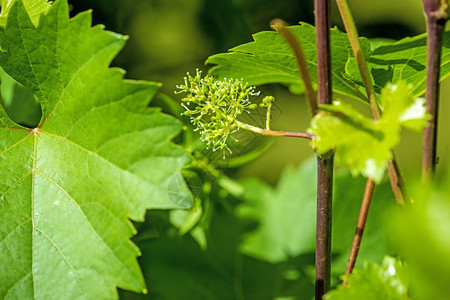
[0,218,31,247]
[41,130,148,183]
[1,172,32,199]
[36,171,137,280]
[34,227,87,295]
[3,271,32,299]
[0,132,32,157]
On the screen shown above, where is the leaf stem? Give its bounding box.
[387,159,406,206]
[315,0,334,298]
[335,0,381,119]
[335,0,406,204]
[271,18,318,115]
[236,120,314,139]
[336,0,407,279]
[343,178,375,283]
[422,0,448,180]
[266,101,273,130]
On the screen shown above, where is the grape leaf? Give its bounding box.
[206,23,366,99]
[0,0,50,26]
[236,157,396,270]
[308,82,428,182]
[347,32,450,97]
[0,0,191,298]
[324,257,410,300]
[207,23,450,102]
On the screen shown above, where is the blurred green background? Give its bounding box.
[67,0,449,184]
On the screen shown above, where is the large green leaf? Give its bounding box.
[206,23,365,99]
[207,23,450,101]
[348,32,450,97]
[236,157,396,278]
[0,0,191,298]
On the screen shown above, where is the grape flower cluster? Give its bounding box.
[175,70,265,152]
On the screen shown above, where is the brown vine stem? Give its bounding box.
[271,18,318,115]
[270,9,333,298]
[387,156,406,205]
[315,154,334,298]
[236,121,314,139]
[315,0,334,298]
[422,0,448,180]
[343,178,375,284]
[335,0,407,278]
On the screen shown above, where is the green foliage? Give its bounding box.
[236,158,317,263]
[119,158,398,299]
[348,32,450,97]
[207,23,450,101]
[308,82,428,182]
[236,157,396,276]
[390,180,450,299]
[0,0,50,26]
[169,196,208,249]
[207,23,364,98]
[120,195,316,300]
[0,0,191,298]
[324,257,410,300]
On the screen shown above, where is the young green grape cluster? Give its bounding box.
[175,70,261,152]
